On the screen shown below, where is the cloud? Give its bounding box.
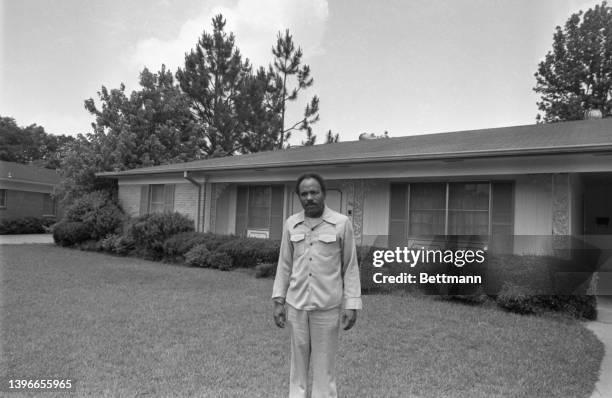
[127,0,329,80]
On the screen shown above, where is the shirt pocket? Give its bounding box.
[290,233,306,257]
[317,234,339,257]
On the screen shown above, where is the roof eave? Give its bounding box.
[96,144,612,178]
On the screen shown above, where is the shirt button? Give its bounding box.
[310,242,313,246]
[309,273,312,277]
[309,258,312,261]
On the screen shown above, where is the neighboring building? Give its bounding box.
[0,161,61,220]
[97,119,612,258]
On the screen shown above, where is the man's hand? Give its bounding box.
[341,309,357,330]
[273,302,286,328]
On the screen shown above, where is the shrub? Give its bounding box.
[162,232,235,262]
[185,244,212,267]
[64,191,124,240]
[76,239,103,252]
[100,233,135,256]
[0,217,55,234]
[496,282,539,314]
[127,212,194,260]
[537,295,597,320]
[210,251,233,271]
[52,221,91,246]
[255,263,277,278]
[495,282,597,319]
[216,237,280,268]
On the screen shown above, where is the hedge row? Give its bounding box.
[52,195,598,319]
[0,217,56,234]
[357,247,598,320]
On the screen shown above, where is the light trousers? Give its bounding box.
[287,305,340,398]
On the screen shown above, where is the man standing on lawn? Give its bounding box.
[272,172,362,398]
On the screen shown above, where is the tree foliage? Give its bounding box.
[534,1,612,122]
[176,15,252,157]
[271,30,320,147]
[0,116,74,168]
[60,65,198,202]
[60,14,324,202]
[83,65,198,169]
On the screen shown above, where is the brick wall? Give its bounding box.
[118,185,141,217]
[174,183,199,223]
[118,183,200,226]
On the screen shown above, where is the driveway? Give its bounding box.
[588,296,612,398]
[0,234,54,244]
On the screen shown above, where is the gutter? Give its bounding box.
[183,171,206,232]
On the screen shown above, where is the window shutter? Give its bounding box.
[490,182,514,253]
[140,185,150,216]
[163,184,175,212]
[270,185,284,240]
[389,183,408,247]
[235,186,248,236]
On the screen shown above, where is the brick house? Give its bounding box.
[0,161,61,220]
[99,119,612,286]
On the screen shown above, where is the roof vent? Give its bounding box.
[584,108,603,120]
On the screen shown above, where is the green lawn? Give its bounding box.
[0,244,604,397]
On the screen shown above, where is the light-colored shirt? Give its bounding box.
[272,206,362,311]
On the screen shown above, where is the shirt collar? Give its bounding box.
[292,206,340,228]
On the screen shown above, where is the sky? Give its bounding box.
[0,0,604,145]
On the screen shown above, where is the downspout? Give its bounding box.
[184,171,205,232]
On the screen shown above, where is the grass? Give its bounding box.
[0,244,604,397]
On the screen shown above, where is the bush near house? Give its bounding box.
[0,216,55,234]
[53,221,91,246]
[99,233,135,256]
[184,244,212,267]
[54,209,599,320]
[126,212,194,260]
[64,191,124,240]
[215,237,280,269]
[162,232,235,262]
[357,246,599,320]
[254,262,277,278]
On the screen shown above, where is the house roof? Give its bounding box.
[0,161,61,185]
[98,118,612,178]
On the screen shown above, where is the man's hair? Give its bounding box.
[295,172,326,195]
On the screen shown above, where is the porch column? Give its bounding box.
[552,173,571,258]
[202,182,212,232]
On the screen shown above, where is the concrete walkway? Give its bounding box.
[0,234,54,245]
[588,296,612,398]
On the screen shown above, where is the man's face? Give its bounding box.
[298,178,325,218]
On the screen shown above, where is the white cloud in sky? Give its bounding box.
[126,0,329,82]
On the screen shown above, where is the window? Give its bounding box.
[140,184,175,215]
[248,186,271,229]
[447,182,489,235]
[149,184,166,213]
[0,189,5,208]
[236,185,284,239]
[389,181,513,246]
[42,194,55,215]
[409,183,446,235]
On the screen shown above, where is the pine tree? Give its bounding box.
[176,14,251,156]
[271,30,320,147]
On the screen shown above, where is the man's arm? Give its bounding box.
[341,218,362,330]
[272,222,292,328]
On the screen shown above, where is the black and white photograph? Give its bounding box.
[1,0,612,396]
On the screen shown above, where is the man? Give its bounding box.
[272,172,362,398]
